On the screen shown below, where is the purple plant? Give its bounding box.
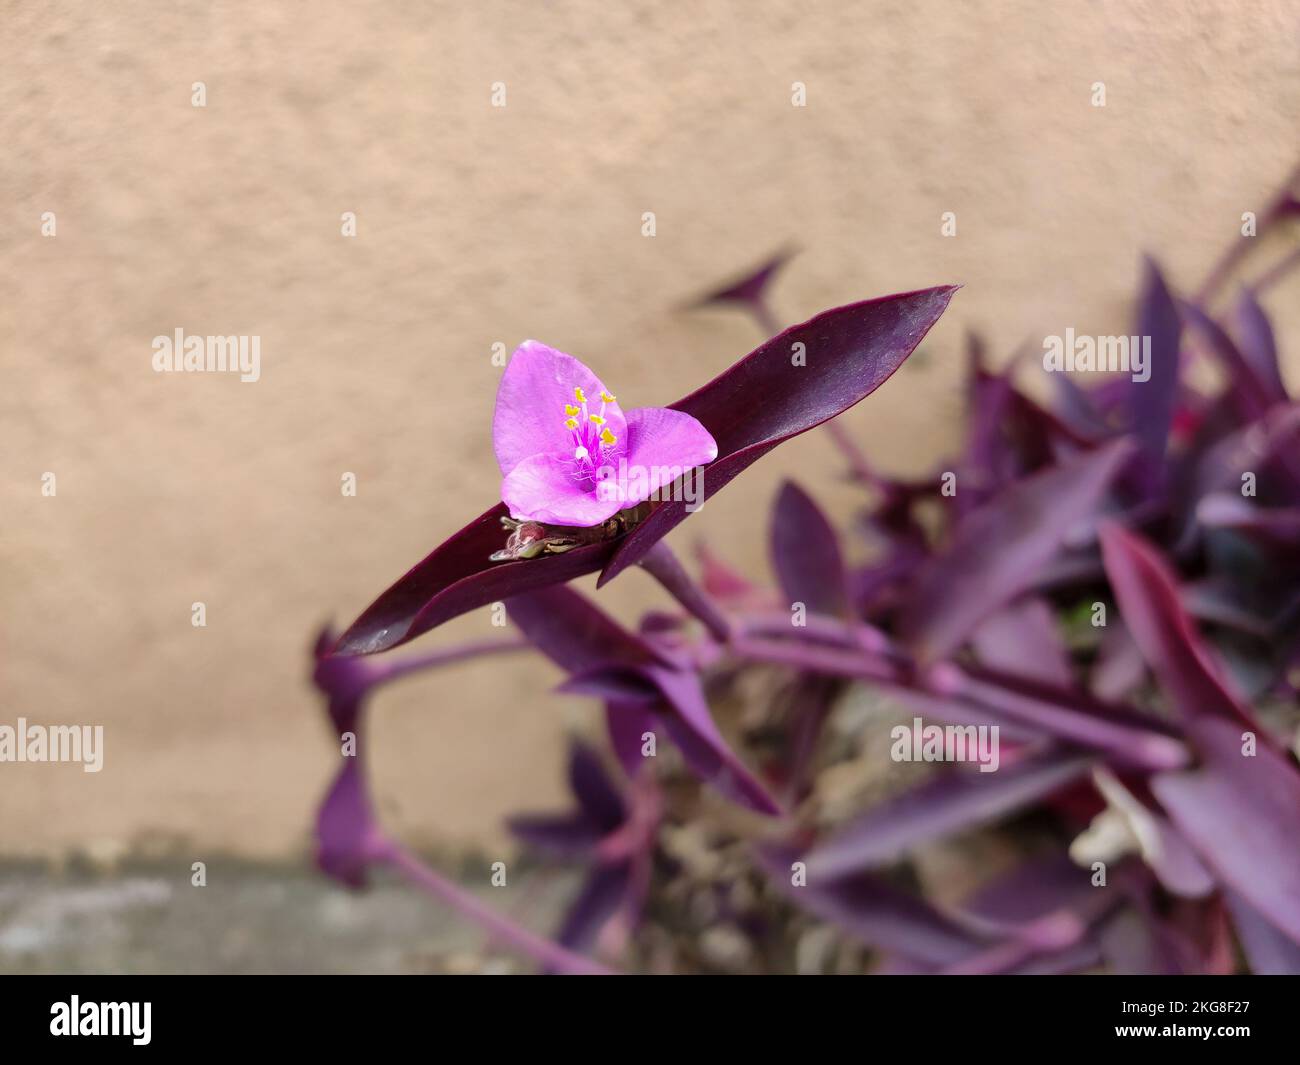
[310,164,1300,974]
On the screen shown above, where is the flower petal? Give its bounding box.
[612,407,717,507]
[502,452,623,526]
[493,341,625,476]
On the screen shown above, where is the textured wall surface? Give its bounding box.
[2,1,1297,858]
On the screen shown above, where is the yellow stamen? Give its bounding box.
[600,391,616,403]
[564,404,579,417]
[564,417,578,430]
[574,387,587,403]
[600,428,617,446]
[589,414,606,426]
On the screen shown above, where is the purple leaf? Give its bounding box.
[566,740,626,831]
[1128,256,1182,493]
[1226,892,1300,974]
[769,481,851,617]
[312,632,382,887]
[690,246,796,325]
[960,853,1125,930]
[336,286,957,654]
[600,286,959,584]
[759,846,989,966]
[970,598,1073,688]
[1099,523,1260,729]
[803,751,1092,878]
[504,584,667,673]
[1197,493,1300,549]
[1232,288,1288,403]
[644,663,781,816]
[556,863,633,954]
[1152,717,1300,944]
[1090,618,1147,701]
[508,738,626,856]
[507,813,607,859]
[1098,904,1205,975]
[606,702,657,778]
[902,438,1134,663]
[315,752,379,889]
[1181,301,1275,419]
[334,504,618,655]
[509,585,780,816]
[952,665,1188,769]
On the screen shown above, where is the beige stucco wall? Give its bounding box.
[2,1,1297,858]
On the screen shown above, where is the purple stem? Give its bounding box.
[1252,243,1300,295]
[750,299,781,339]
[376,838,616,975]
[371,636,531,688]
[638,541,732,643]
[822,420,877,485]
[1195,161,1300,305]
[728,628,1187,770]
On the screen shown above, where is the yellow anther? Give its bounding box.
[600,391,616,403]
[564,417,578,430]
[574,387,587,403]
[564,404,579,417]
[589,414,606,426]
[600,428,617,447]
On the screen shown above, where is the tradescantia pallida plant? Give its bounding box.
[311,163,1300,974]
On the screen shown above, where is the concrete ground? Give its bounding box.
[0,857,577,975]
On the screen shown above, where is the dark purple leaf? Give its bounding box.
[733,632,1186,766]
[315,755,378,889]
[600,286,959,583]
[1226,891,1300,974]
[1179,578,1275,639]
[507,813,606,859]
[970,597,1073,687]
[1197,493,1300,549]
[504,584,667,673]
[558,667,661,705]
[769,481,850,617]
[802,751,1091,878]
[1090,618,1147,701]
[606,702,657,778]
[902,438,1134,663]
[1099,523,1260,729]
[311,629,382,887]
[1099,904,1205,975]
[960,853,1126,931]
[1129,256,1182,493]
[690,246,795,317]
[334,505,617,655]
[556,863,633,954]
[953,665,1188,769]
[758,846,989,966]
[509,585,780,815]
[567,740,626,831]
[1233,288,1288,403]
[1181,300,1274,419]
[695,541,759,600]
[1152,717,1300,944]
[336,286,956,654]
[645,663,781,816]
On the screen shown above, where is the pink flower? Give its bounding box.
[494,341,719,527]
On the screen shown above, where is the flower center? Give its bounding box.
[562,386,618,481]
